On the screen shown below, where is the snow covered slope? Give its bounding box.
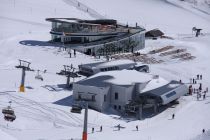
[79,0,210,35]
[0,0,210,140]
[0,0,91,39]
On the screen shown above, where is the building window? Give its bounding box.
[114,105,117,109]
[92,95,95,101]
[78,94,81,100]
[115,92,118,100]
[166,91,176,98]
[118,106,121,110]
[104,95,106,102]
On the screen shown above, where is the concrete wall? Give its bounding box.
[73,83,110,112]
[135,82,148,93]
[161,84,188,105]
[73,82,143,112]
[110,85,134,111]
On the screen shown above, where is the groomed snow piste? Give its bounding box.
[0,0,210,140]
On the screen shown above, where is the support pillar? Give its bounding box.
[82,103,88,140]
[66,75,70,87]
[154,103,157,115]
[19,68,26,92]
[137,104,142,120]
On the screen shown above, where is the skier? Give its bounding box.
[100,126,102,132]
[199,83,202,91]
[203,92,206,100]
[193,78,195,84]
[202,129,205,133]
[74,49,76,57]
[197,74,199,80]
[118,124,121,131]
[172,114,175,119]
[189,85,193,95]
[69,52,72,58]
[200,75,202,80]
[136,125,138,131]
[92,127,94,133]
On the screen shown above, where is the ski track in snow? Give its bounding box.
[0,91,100,130]
[0,16,48,27]
[0,0,210,139]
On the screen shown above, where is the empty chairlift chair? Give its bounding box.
[2,106,16,122]
[71,103,82,114]
[35,70,43,81]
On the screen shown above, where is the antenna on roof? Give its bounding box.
[15,59,34,92]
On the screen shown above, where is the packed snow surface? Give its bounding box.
[0,0,210,140]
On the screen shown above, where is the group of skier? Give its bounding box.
[188,74,208,101]
[68,49,77,58]
[92,126,103,133]
[91,124,141,133]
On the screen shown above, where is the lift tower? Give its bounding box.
[56,65,79,88]
[15,59,33,92]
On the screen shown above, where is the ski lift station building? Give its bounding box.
[78,59,137,76]
[46,18,145,56]
[73,70,188,112]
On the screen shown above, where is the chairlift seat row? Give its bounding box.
[2,107,16,122]
[35,75,44,81]
[2,109,14,115]
[4,114,16,122]
[2,107,15,115]
[71,104,82,114]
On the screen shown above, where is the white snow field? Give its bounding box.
[0,0,210,140]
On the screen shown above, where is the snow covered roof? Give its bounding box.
[46,18,117,26]
[77,70,164,87]
[140,80,185,97]
[79,59,136,69]
[141,76,169,93]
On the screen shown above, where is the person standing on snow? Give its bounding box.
[172,114,175,119]
[203,92,206,100]
[136,125,138,131]
[100,126,102,132]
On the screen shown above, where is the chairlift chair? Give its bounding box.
[35,70,43,81]
[71,104,82,114]
[2,106,16,122]
[4,114,16,122]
